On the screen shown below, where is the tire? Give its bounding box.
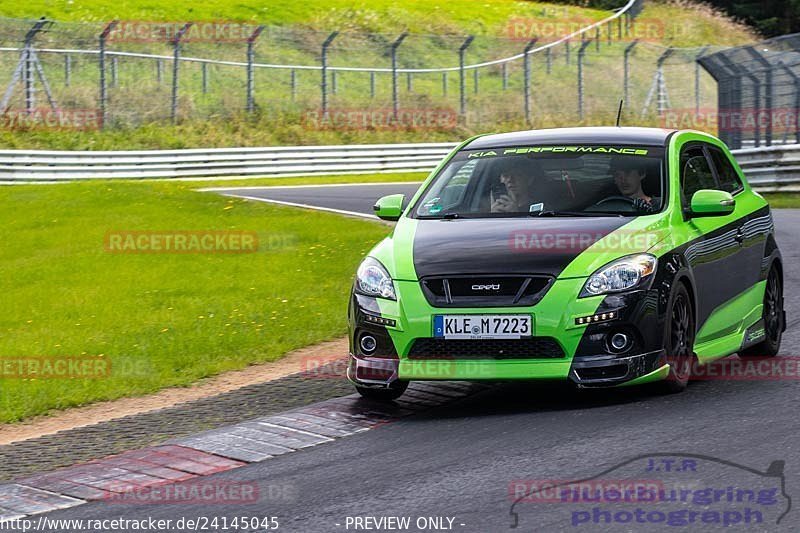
[740,266,784,358]
[355,380,408,402]
[658,282,696,394]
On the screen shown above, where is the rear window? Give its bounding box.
[413,145,666,218]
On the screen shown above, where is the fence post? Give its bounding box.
[546,47,552,74]
[290,69,296,101]
[595,27,600,52]
[391,32,407,119]
[577,39,592,120]
[694,46,709,115]
[245,25,265,114]
[744,47,774,146]
[523,38,538,126]
[170,23,192,124]
[390,34,408,118]
[157,59,163,84]
[716,55,744,149]
[111,56,118,88]
[607,21,612,45]
[623,40,638,110]
[473,69,479,94]
[202,63,208,94]
[98,21,118,129]
[502,63,508,90]
[320,31,338,118]
[777,62,800,144]
[459,35,474,121]
[565,39,570,65]
[656,47,673,116]
[407,72,413,92]
[369,71,375,99]
[442,72,447,96]
[64,54,71,87]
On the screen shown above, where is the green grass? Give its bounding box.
[0,176,392,423]
[1,0,602,34]
[762,192,800,208]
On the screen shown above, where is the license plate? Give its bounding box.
[433,315,532,339]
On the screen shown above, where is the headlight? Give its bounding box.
[580,254,657,297]
[356,257,396,300]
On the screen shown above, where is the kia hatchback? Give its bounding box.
[347,127,785,400]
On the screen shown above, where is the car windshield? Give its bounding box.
[413,145,666,218]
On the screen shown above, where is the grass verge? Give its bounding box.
[762,192,800,208]
[0,176,391,423]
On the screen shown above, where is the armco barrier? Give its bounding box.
[0,142,797,190]
[0,143,459,182]
[732,143,800,191]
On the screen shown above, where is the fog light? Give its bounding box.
[359,334,377,355]
[609,332,631,353]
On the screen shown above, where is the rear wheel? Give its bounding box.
[740,267,783,358]
[659,283,695,393]
[355,380,408,402]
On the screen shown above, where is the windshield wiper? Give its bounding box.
[533,210,623,218]
[442,212,461,219]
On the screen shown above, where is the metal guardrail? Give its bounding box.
[0,142,796,189]
[0,143,459,181]
[732,144,800,191]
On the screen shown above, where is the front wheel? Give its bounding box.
[740,267,784,358]
[658,283,696,394]
[355,380,408,402]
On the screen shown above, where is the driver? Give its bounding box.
[490,158,544,213]
[610,157,660,212]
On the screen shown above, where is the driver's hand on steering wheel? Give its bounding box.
[632,197,657,213]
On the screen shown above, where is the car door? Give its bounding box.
[706,145,766,293]
[678,143,747,340]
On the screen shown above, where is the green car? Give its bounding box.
[347,127,785,400]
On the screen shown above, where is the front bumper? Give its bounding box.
[347,277,669,389]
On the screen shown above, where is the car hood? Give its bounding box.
[410,216,640,278]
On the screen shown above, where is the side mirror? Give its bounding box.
[373,194,405,221]
[687,189,735,218]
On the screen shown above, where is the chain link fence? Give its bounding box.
[699,33,800,149]
[0,1,727,136]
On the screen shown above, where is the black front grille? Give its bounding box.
[420,275,553,307]
[407,337,565,360]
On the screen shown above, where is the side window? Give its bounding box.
[708,147,743,194]
[680,146,715,205]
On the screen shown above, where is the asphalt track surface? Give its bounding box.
[40,185,800,531]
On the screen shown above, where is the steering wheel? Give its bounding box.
[587,195,638,212]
